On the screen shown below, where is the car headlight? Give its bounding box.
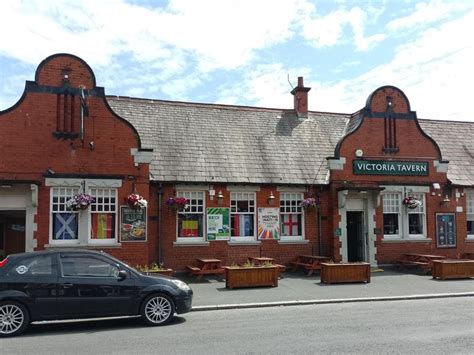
[170,279,191,291]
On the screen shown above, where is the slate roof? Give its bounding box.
[419,119,474,186]
[107,97,474,186]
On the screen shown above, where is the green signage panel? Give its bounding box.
[353,160,429,176]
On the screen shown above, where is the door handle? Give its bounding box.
[62,283,74,288]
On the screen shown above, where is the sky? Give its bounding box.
[0,0,473,121]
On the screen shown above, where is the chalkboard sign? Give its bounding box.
[436,213,456,248]
[120,206,147,242]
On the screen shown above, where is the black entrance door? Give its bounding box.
[347,211,365,262]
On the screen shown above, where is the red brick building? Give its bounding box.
[1,53,473,270]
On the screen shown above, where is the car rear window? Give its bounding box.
[6,254,57,277]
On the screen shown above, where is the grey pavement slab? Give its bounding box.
[177,268,474,310]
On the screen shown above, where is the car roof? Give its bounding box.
[6,249,108,258]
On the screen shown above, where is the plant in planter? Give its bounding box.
[66,193,95,211]
[165,196,189,211]
[402,196,422,209]
[127,193,148,209]
[135,262,173,276]
[299,196,320,209]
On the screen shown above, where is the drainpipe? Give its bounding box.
[156,183,164,264]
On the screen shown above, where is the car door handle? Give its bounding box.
[61,283,74,288]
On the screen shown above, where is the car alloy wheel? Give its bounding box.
[0,301,29,337]
[141,293,175,326]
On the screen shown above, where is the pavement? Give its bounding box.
[178,267,474,312]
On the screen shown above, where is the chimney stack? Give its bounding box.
[291,76,311,117]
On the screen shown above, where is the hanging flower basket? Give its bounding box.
[127,193,148,209]
[402,196,422,209]
[165,196,189,211]
[299,197,320,209]
[66,193,95,211]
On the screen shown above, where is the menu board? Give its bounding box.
[436,213,456,248]
[120,206,147,242]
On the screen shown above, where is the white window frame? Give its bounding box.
[279,192,304,241]
[382,187,427,240]
[230,192,256,242]
[467,190,474,239]
[46,178,121,246]
[50,187,80,245]
[407,192,426,238]
[89,187,118,245]
[382,192,401,239]
[176,191,205,243]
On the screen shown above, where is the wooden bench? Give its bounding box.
[290,255,330,276]
[186,261,225,280]
[396,253,446,274]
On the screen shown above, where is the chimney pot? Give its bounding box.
[297,76,304,87]
[291,76,311,117]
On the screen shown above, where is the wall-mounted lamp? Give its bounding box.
[268,191,275,205]
[441,195,451,205]
[432,183,441,190]
[217,190,224,205]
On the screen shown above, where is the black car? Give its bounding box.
[0,249,193,337]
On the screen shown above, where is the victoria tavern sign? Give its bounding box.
[353,160,429,176]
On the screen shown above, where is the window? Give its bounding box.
[407,193,425,236]
[230,192,255,240]
[467,192,474,239]
[177,191,204,240]
[382,190,426,239]
[280,193,304,241]
[60,255,119,278]
[48,179,121,246]
[383,193,400,236]
[8,254,57,277]
[90,188,117,243]
[51,187,80,243]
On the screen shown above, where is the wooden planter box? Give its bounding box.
[320,263,371,284]
[224,266,279,289]
[432,260,474,280]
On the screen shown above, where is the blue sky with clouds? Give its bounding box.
[1,0,473,121]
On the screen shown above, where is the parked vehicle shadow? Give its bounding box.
[22,316,187,338]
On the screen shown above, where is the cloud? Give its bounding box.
[311,9,474,121]
[301,6,386,51]
[386,0,471,32]
[217,63,311,109]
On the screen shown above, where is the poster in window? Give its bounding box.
[120,206,147,242]
[206,208,230,240]
[436,213,456,248]
[258,208,280,240]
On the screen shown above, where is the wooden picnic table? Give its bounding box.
[396,253,447,273]
[186,258,225,280]
[290,255,331,276]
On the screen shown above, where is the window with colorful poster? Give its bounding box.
[206,208,230,240]
[258,208,280,240]
[120,206,147,241]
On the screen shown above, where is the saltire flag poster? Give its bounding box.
[53,213,78,240]
[207,208,230,240]
[257,208,280,240]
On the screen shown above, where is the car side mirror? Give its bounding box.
[117,270,128,281]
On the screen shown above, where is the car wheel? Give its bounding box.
[0,301,30,337]
[141,293,175,326]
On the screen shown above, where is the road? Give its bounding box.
[2,297,473,354]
